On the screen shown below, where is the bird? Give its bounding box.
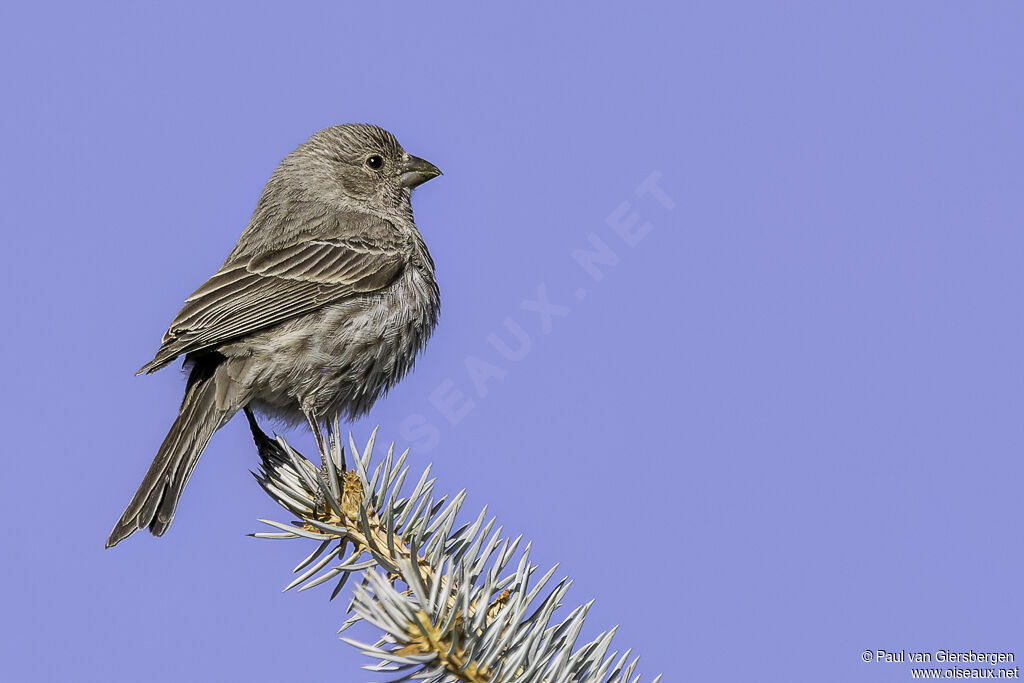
[106,124,442,548]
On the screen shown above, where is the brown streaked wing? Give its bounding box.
[137,238,405,374]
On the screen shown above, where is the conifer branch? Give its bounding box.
[247,411,658,682]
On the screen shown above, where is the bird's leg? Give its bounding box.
[242,406,266,442]
[306,410,343,511]
[304,410,329,467]
[326,415,347,471]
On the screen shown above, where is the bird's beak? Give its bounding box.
[399,155,442,188]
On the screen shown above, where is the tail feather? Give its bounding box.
[106,369,237,548]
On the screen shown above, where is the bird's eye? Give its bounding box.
[365,155,384,170]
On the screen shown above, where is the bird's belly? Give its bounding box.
[237,269,439,422]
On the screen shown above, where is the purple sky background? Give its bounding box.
[2,3,1023,681]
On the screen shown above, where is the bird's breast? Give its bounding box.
[241,264,439,421]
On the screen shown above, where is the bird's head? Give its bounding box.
[282,123,442,215]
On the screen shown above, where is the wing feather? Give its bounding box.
[138,229,406,375]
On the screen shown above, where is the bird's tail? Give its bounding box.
[105,365,239,548]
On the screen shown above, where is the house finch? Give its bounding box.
[106,124,441,548]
